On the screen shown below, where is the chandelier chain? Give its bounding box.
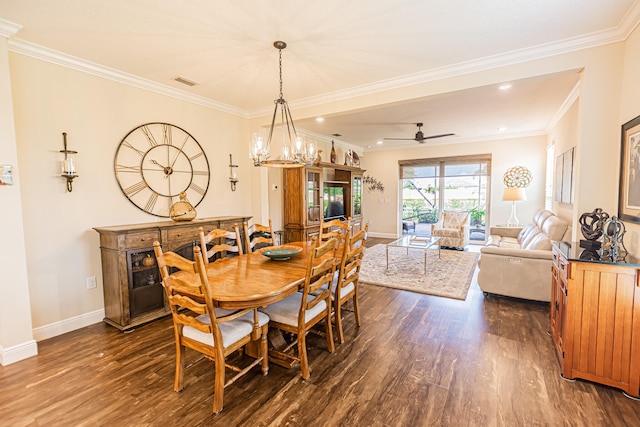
[278,48,284,100]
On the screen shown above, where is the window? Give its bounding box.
[399,155,491,242]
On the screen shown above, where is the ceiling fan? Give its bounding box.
[384,123,455,143]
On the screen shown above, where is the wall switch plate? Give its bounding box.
[87,276,97,289]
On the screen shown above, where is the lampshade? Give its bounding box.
[503,187,526,201]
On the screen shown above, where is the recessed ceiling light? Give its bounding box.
[377,140,384,145]
[498,127,507,131]
[316,117,324,122]
[499,84,512,90]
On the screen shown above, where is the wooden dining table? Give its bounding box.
[168,240,340,367]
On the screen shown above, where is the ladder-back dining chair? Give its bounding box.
[243,219,274,253]
[333,223,368,344]
[199,225,243,264]
[320,217,350,244]
[153,242,269,413]
[258,237,338,379]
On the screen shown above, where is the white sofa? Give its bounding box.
[477,209,570,302]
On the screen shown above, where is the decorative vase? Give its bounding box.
[170,192,197,221]
[330,140,336,164]
[142,254,155,267]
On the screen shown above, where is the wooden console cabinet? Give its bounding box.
[551,242,640,397]
[94,216,250,330]
[282,162,364,243]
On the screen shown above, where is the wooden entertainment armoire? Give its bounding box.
[282,162,363,243]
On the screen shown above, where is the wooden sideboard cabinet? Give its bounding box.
[551,242,640,398]
[94,216,250,330]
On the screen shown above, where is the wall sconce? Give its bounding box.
[60,132,78,192]
[229,154,238,191]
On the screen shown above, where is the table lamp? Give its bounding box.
[503,187,526,226]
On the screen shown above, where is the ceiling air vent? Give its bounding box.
[173,76,198,87]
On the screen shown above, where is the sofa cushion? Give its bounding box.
[542,215,569,242]
[518,223,535,241]
[499,239,521,249]
[524,233,552,250]
[533,209,553,228]
[520,226,541,248]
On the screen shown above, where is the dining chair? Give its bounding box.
[199,225,243,264]
[333,223,368,344]
[258,237,338,379]
[153,242,269,414]
[243,219,274,253]
[320,217,351,244]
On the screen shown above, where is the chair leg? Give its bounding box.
[334,300,344,345]
[353,293,361,327]
[298,332,310,380]
[325,303,335,353]
[212,350,226,414]
[174,342,186,392]
[260,325,269,376]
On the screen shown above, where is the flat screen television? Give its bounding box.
[323,185,345,220]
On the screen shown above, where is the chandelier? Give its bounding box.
[250,41,316,167]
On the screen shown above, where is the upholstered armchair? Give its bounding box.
[431,211,470,250]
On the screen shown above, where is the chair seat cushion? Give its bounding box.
[433,227,461,237]
[183,310,269,349]
[259,293,327,327]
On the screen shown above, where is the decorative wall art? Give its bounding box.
[344,149,360,167]
[618,114,640,224]
[554,147,575,204]
[0,164,12,185]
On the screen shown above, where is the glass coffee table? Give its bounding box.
[386,236,441,275]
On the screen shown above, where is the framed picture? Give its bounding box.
[561,147,574,204]
[554,154,563,202]
[618,114,640,224]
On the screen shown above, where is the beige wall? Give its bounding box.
[9,54,254,337]
[549,98,580,229]
[360,136,547,237]
[0,37,36,364]
[618,22,640,256]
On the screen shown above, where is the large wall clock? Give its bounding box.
[114,122,210,217]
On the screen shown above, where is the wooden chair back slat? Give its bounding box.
[243,220,274,253]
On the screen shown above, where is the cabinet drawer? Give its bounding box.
[125,231,160,248]
[552,249,569,281]
[166,225,203,242]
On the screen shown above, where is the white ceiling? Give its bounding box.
[1,0,639,150]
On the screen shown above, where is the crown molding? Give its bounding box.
[251,13,640,118]
[8,39,249,118]
[0,18,22,38]
[546,80,582,133]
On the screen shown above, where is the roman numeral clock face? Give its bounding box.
[114,123,210,217]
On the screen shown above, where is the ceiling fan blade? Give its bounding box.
[383,137,417,141]
[418,133,456,141]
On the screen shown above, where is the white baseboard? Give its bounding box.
[0,339,38,366]
[32,308,105,342]
[367,231,398,239]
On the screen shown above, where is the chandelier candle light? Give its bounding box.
[250,41,316,167]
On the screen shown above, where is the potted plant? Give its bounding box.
[470,207,485,227]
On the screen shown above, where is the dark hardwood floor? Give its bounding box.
[2,238,639,426]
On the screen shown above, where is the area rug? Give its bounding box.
[359,244,479,300]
